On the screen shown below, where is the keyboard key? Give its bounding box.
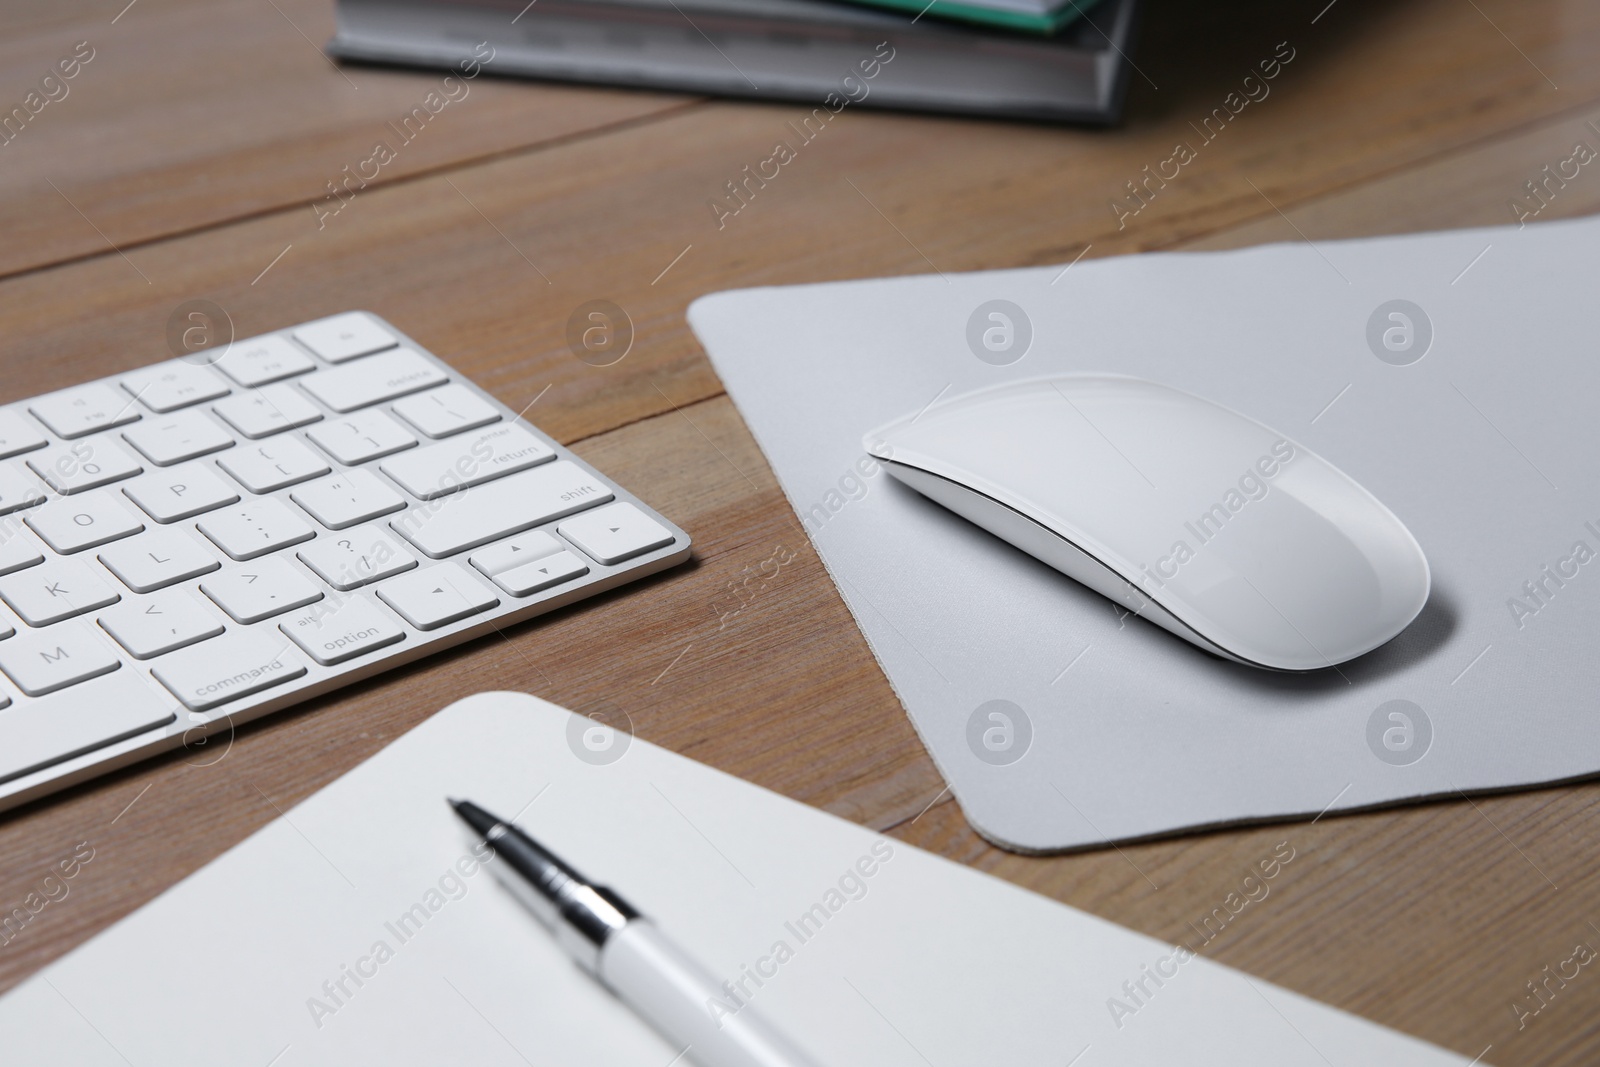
[151,628,306,711]
[0,528,45,576]
[216,438,330,493]
[25,491,145,554]
[307,410,416,465]
[213,384,324,440]
[121,410,235,466]
[99,590,225,659]
[392,384,500,439]
[0,621,121,696]
[120,361,230,413]
[391,462,613,559]
[29,383,141,439]
[297,524,416,590]
[375,563,498,630]
[213,335,316,387]
[380,424,554,500]
[280,594,405,665]
[98,529,219,593]
[494,551,589,597]
[0,463,47,516]
[293,312,398,364]
[0,409,47,459]
[290,470,405,530]
[197,498,315,561]
[0,672,175,785]
[123,462,240,523]
[29,438,143,494]
[0,559,121,626]
[201,557,323,624]
[300,351,447,413]
[558,503,676,565]
[469,530,563,577]
[0,313,692,807]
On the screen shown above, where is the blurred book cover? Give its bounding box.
[328,0,1142,124]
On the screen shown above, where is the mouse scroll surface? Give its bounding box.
[865,376,1430,671]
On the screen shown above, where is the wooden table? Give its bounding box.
[3,0,1598,1062]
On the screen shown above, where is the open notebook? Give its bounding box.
[0,692,1470,1064]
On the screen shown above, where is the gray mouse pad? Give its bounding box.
[689,214,1600,852]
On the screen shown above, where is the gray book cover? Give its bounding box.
[329,0,1140,124]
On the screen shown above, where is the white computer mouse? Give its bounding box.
[863,375,1430,672]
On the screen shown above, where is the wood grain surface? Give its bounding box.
[2,0,1598,1063]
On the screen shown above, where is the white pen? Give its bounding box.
[450,799,826,1067]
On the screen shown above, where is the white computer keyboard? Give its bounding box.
[0,312,691,811]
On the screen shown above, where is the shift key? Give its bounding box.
[390,462,612,559]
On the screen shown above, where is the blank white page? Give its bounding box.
[0,692,1466,1064]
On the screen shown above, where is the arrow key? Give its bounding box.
[469,530,562,578]
[99,590,225,659]
[493,550,588,597]
[557,502,675,565]
[375,563,497,630]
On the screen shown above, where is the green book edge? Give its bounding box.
[832,0,1104,34]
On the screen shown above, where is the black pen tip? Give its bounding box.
[449,798,501,837]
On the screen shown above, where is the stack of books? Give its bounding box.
[328,0,1142,124]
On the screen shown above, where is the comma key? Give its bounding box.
[280,595,405,665]
[99,590,224,659]
[151,628,307,711]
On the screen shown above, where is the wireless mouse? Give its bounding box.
[863,375,1430,671]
